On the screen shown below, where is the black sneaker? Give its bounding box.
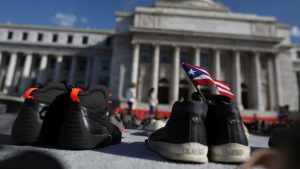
[202,94,250,163]
[58,85,122,150]
[11,82,68,145]
[145,100,208,163]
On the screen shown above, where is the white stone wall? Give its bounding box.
[109,35,133,100]
[0,25,111,47]
[135,14,275,37]
[276,25,291,45]
[277,50,299,111]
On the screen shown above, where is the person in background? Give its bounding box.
[148,88,158,118]
[126,83,136,114]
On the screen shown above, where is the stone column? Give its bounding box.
[84,58,92,85]
[0,52,3,91]
[131,44,140,84]
[213,49,221,79]
[190,47,201,95]
[267,56,276,110]
[151,45,160,98]
[20,53,33,92]
[3,53,18,94]
[170,46,180,103]
[193,47,201,66]
[0,52,2,67]
[53,55,63,81]
[254,52,264,111]
[274,54,283,107]
[233,51,242,108]
[68,57,77,84]
[37,54,48,83]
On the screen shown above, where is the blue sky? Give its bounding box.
[0,0,300,41]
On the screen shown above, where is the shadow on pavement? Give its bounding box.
[0,134,14,145]
[94,141,166,162]
[0,150,64,169]
[130,131,147,137]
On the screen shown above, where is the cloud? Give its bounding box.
[291,26,300,38]
[52,12,77,27]
[52,13,89,27]
[80,17,88,24]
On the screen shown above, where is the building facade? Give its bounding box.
[0,24,112,96]
[110,0,299,112]
[0,0,299,113]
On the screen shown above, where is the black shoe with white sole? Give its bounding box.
[145,100,208,163]
[11,82,68,145]
[204,94,250,163]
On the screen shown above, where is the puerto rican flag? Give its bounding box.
[182,62,235,100]
[214,80,235,100]
[182,63,215,85]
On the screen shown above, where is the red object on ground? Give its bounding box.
[114,107,279,124]
[242,116,279,124]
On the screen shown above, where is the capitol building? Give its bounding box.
[0,0,299,113]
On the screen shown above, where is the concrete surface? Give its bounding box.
[0,113,269,169]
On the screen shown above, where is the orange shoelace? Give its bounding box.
[70,88,83,103]
[23,88,39,99]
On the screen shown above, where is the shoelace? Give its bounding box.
[23,88,39,99]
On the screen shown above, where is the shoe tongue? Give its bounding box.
[79,85,108,109]
[39,82,68,92]
[31,82,67,104]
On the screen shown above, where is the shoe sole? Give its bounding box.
[209,143,250,163]
[11,102,43,145]
[59,105,110,150]
[147,140,208,163]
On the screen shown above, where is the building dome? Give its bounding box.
[156,0,228,11]
[157,0,214,5]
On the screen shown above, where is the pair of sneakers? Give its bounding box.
[145,93,250,163]
[11,82,121,150]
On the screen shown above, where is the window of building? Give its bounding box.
[49,58,56,68]
[67,35,73,44]
[19,57,25,67]
[35,57,41,68]
[297,51,300,59]
[140,49,151,62]
[160,50,172,63]
[102,59,110,71]
[180,52,190,63]
[64,58,71,70]
[7,31,13,40]
[79,59,87,71]
[52,34,58,42]
[221,55,229,68]
[200,53,209,67]
[4,57,10,66]
[37,33,43,42]
[22,32,28,41]
[82,36,88,45]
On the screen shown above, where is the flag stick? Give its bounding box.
[192,83,206,102]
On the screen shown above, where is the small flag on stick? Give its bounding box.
[182,62,235,100]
